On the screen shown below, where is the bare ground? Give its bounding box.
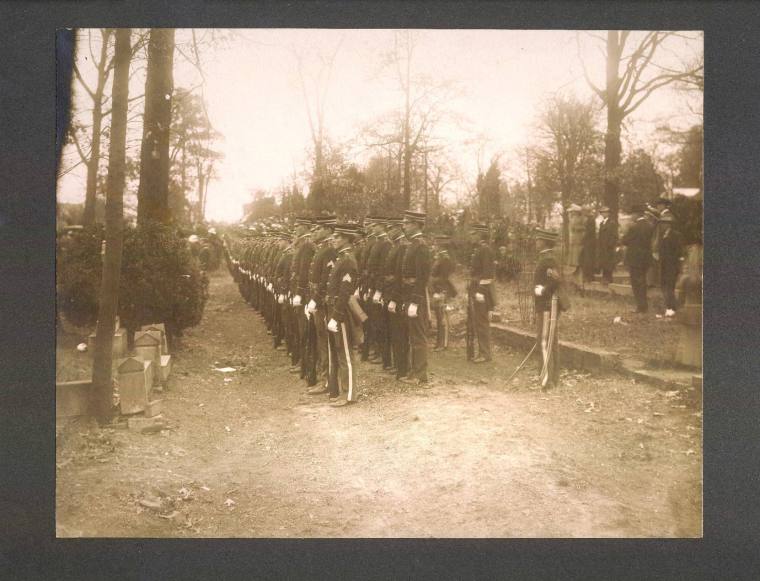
[56,271,702,538]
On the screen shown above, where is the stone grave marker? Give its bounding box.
[134,331,162,386]
[140,323,169,355]
[117,357,151,414]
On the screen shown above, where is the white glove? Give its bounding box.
[293,295,302,306]
[353,288,360,297]
[304,304,311,320]
[372,290,382,304]
[534,285,544,297]
[475,292,485,303]
[432,292,442,300]
[278,294,285,304]
[407,303,418,318]
[267,283,273,292]
[307,299,317,313]
[387,300,397,313]
[288,297,294,305]
[327,318,339,333]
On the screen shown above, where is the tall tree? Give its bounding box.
[90,28,131,422]
[537,94,599,246]
[578,31,703,219]
[137,28,175,225]
[294,39,342,213]
[72,29,114,225]
[477,159,502,220]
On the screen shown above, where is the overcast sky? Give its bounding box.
[57,29,702,222]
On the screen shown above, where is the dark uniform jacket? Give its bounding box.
[533,249,561,312]
[658,227,684,279]
[469,242,496,309]
[401,234,432,304]
[391,242,410,308]
[291,239,316,298]
[367,236,392,295]
[309,243,337,308]
[597,217,618,270]
[327,246,359,323]
[621,217,654,269]
[431,251,457,297]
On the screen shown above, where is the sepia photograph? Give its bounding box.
[55,28,703,538]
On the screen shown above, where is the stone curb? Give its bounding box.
[489,322,693,389]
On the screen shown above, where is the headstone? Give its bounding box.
[117,357,151,414]
[141,323,169,355]
[56,380,92,418]
[134,331,161,386]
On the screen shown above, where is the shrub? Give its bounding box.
[57,225,105,328]
[57,221,209,343]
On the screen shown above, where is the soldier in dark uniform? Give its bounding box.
[273,232,294,350]
[357,219,377,362]
[399,210,432,385]
[326,223,361,407]
[290,217,316,381]
[621,204,654,314]
[367,218,392,366]
[469,224,496,363]
[657,213,684,317]
[597,206,618,284]
[431,235,456,351]
[383,218,407,376]
[533,228,564,389]
[306,215,337,395]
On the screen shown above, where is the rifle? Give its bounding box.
[466,283,475,361]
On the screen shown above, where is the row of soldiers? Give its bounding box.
[222,209,531,406]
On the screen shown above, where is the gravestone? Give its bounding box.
[134,331,162,386]
[117,357,151,414]
[140,323,169,355]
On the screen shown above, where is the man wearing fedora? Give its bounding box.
[399,210,432,385]
[657,212,684,317]
[621,204,655,314]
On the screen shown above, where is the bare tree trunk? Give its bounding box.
[604,31,623,222]
[83,29,113,226]
[137,28,175,225]
[90,28,131,422]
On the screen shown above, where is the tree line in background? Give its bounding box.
[244,30,702,237]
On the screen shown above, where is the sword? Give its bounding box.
[507,341,538,383]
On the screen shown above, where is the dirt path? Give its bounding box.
[56,271,702,538]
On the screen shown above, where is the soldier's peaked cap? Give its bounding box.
[534,227,558,242]
[386,216,404,225]
[295,216,311,226]
[334,223,360,237]
[470,223,488,233]
[315,215,337,226]
[403,210,426,223]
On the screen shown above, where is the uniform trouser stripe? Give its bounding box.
[341,322,353,401]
